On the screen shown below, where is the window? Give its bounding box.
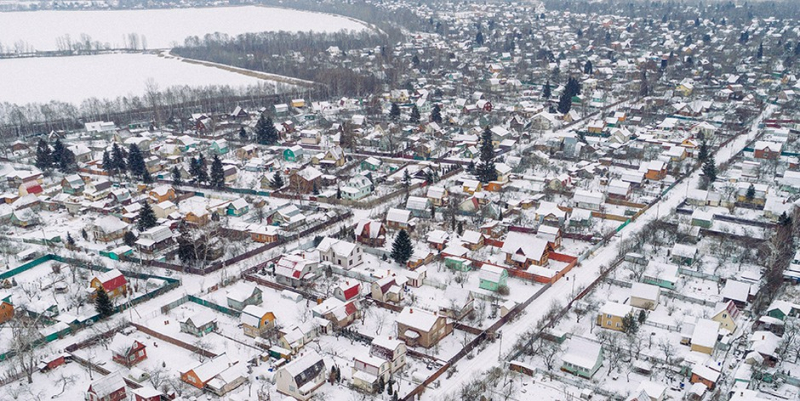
[607,314,612,318]
[607,320,612,326]
[722,313,727,318]
[289,385,296,392]
[337,259,342,265]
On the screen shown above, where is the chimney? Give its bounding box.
[410,309,413,314]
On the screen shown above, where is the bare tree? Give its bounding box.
[8,313,48,384]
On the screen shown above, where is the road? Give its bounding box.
[420,105,776,400]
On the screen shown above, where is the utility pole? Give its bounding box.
[497,330,503,361]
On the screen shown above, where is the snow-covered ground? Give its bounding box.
[0,6,368,52]
[0,52,286,105]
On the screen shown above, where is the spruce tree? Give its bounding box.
[123,231,137,247]
[35,139,52,170]
[142,169,153,184]
[745,184,756,202]
[189,157,201,184]
[557,91,573,114]
[390,229,413,265]
[102,150,113,176]
[127,144,146,179]
[95,287,114,318]
[111,143,126,174]
[171,165,182,186]
[238,126,248,141]
[210,154,225,188]
[389,103,401,121]
[137,202,157,231]
[196,153,209,184]
[476,127,497,183]
[430,104,442,124]
[51,139,65,165]
[757,42,763,60]
[542,80,552,99]
[410,105,421,123]
[255,114,278,145]
[66,232,75,247]
[476,30,484,45]
[698,140,709,162]
[584,60,593,75]
[702,155,717,187]
[59,148,77,173]
[270,171,284,189]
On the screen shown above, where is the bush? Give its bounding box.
[497,285,510,296]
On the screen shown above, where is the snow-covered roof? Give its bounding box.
[599,301,632,317]
[561,337,602,370]
[395,307,441,332]
[630,283,660,301]
[501,232,548,260]
[691,319,720,349]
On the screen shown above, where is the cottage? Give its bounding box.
[250,225,280,243]
[152,200,177,219]
[240,305,276,338]
[0,294,13,324]
[426,185,448,207]
[561,338,603,379]
[386,208,414,231]
[690,209,714,229]
[180,312,218,336]
[370,336,407,373]
[341,175,373,201]
[283,145,304,162]
[181,354,246,395]
[135,225,174,253]
[597,302,633,331]
[501,232,550,268]
[149,185,176,203]
[371,276,405,303]
[754,141,782,160]
[86,372,127,401]
[61,174,85,194]
[479,264,508,292]
[235,144,259,160]
[405,196,431,218]
[711,300,740,333]
[289,167,323,194]
[630,283,660,310]
[691,319,720,355]
[395,307,452,348]
[690,364,720,390]
[351,351,391,393]
[461,230,484,250]
[227,284,263,311]
[317,237,363,269]
[642,262,679,290]
[276,351,326,400]
[354,219,386,247]
[670,243,697,265]
[334,281,360,302]
[89,269,127,299]
[275,253,318,287]
[573,189,604,211]
[536,225,562,250]
[110,333,147,367]
[90,215,129,243]
[721,280,751,308]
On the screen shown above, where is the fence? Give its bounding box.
[187,295,241,318]
[130,323,218,359]
[678,267,722,283]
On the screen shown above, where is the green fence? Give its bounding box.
[0,254,58,280]
[188,295,241,318]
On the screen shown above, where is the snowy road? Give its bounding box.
[420,105,775,400]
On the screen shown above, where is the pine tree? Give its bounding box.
[59,148,77,173]
[189,157,201,184]
[757,42,764,60]
[255,114,278,145]
[66,232,75,247]
[127,144,146,179]
[171,166,182,187]
[389,103,401,121]
[476,30,484,45]
[142,169,153,184]
[51,139,65,165]
[35,139,52,170]
[698,140,709,162]
[102,150,113,176]
[390,229,413,265]
[123,231,137,247]
[196,154,209,184]
[210,154,225,188]
[430,104,442,124]
[702,155,717,187]
[111,143,126,174]
[270,171,284,189]
[637,309,647,324]
[410,105,421,123]
[238,126,248,140]
[137,202,157,231]
[639,70,649,97]
[542,80,552,99]
[746,184,756,202]
[95,287,114,318]
[177,235,196,265]
[476,127,497,183]
[584,60,593,75]
[557,91,572,114]
[378,376,385,393]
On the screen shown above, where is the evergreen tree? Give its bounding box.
[476,30,484,45]
[410,105,421,123]
[196,153,209,184]
[698,140,709,162]
[390,229,413,265]
[584,60,593,75]
[123,231,137,247]
[312,182,319,195]
[35,139,52,170]
[542,80,552,99]
[51,139,65,165]
[255,114,278,145]
[637,309,647,324]
[557,91,573,114]
[102,150,113,176]
[476,127,497,184]
[142,169,153,184]
[411,54,420,66]
[137,202,157,231]
[430,104,442,124]
[177,235,196,265]
[59,148,77,173]
[270,171,284,189]
[95,287,114,318]
[639,70,649,97]
[389,103,401,121]
[210,154,225,188]
[702,155,717,187]
[757,42,764,60]
[127,144,146,179]
[746,184,756,202]
[378,376,385,393]
[238,126,248,140]
[189,157,201,184]
[111,143,126,173]
[171,166,182,187]
[66,232,75,247]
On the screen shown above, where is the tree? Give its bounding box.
[137,202,157,231]
[584,60,593,75]
[51,139,65,165]
[127,144,146,179]
[66,232,75,248]
[637,309,647,324]
[171,166,182,187]
[270,171,284,189]
[193,154,209,184]
[210,154,225,188]
[410,105,421,123]
[639,70,649,97]
[542,80,551,99]
[390,229,413,265]
[255,114,278,145]
[757,42,764,60]
[102,150,113,176]
[111,143,126,174]
[622,312,639,335]
[123,231,137,247]
[389,103,401,121]
[702,155,717,187]
[142,169,153,184]
[476,127,497,183]
[10,314,46,384]
[35,139,52,170]
[557,91,572,114]
[238,126,247,141]
[95,287,114,318]
[476,30,484,45]
[698,140,709,162]
[746,184,756,202]
[59,148,77,173]
[430,104,442,124]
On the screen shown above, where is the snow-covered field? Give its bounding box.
[0,53,281,104]
[0,6,368,52]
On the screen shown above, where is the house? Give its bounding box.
[149,185,176,203]
[131,386,166,401]
[226,284,263,311]
[607,179,631,200]
[691,319,720,355]
[110,333,147,367]
[536,225,562,250]
[283,145,304,162]
[226,198,249,216]
[395,307,453,348]
[721,280,752,308]
[275,253,318,287]
[573,189,604,211]
[135,225,175,253]
[152,200,177,219]
[501,232,550,268]
[361,157,381,171]
[90,215,129,243]
[642,262,679,290]
[83,179,112,201]
[341,175,373,201]
[426,186,448,207]
[561,338,603,379]
[311,146,346,168]
[235,144,258,160]
[766,300,799,321]
[312,297,360,329]
[462,179,482,194]
[276,351,326,400]
[250,225,280,243]
[209,139,229,155]
[691,209,714,229]
[223,165,238,184]
[0,294,13,324]
[181,354,246,395]
[279,323,320,352]
[711,300,740,333]
[180,312,217,336]
[630,283,660,310]
[334,281,360,302]
[317,237,363,269]
[370,336,407,373]
[597,302,633,331]
[240,305,276,338]
[61,174,85,194]
[289,166,323,194]
[386,208,414,231]
[690,364,720,390]
[426,229,449,251]
[355,219,386,247]
[351,352,392,393]
[89,269,127,299]
[643,160,667,180]
[371,276,405,303]
[479,264,508,292]
[461,230,484,250]
[754,141,782,160]
[86,372,127,401]
[11,208,37,227]
[299,129,321,145]
[670,243,698,265]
